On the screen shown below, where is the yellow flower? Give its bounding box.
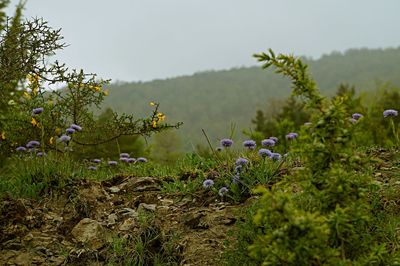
[54,127,61,136]
[149,101,156,106]
[27,74,40,94]
[31,117,39,127]
[157,112,166,121]
[27,74,40,84]
[87,85,102,92]
[23,91,31,99]
[1,131,5,140]
[103,90,109,96]
[152,120,157,128]
[49,136,54,145]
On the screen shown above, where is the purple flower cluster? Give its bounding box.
[16,146,27,152]
[66,128,76,134]
[269,137,278,143]
[120,157,129,163]
[32,107,44,115]
[58,134,71,143]
[352,113,363,120]
[243,140,256,150]
[70,124,83,131]
[258,148,272,158]
[220,138,234,148]
[117,153,137,164]
[108,160,118,166]
[235,165,243,174]
[37,152,47,157]
[383,109,398,118]
[137,157,148,163]
[127,158,136,163]
[88,166,97,171]
[270,153,282,161]
[235,157,249,166]
[218,187,229,197]
[261,139,275,147]
[286,132,298,140]
[65,123,82,136]
[203,179,214,189]
[26,140,40,148]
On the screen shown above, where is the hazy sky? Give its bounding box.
[7,0,400,82]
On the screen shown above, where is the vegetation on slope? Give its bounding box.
[103,47,400,149]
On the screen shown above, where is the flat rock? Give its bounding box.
[119,218,136,231]
[107,213,118,225]
[109,186,120,193]
[71,218,105,250]
[138,203,157,212]
[121,177,161,192]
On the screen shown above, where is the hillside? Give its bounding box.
[103,47,400,148]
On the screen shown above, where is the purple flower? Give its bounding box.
[258,148,272,158]
[127,158,136,163]
[218,187,229,197]
[269,137,278,143]
[119,157,129,163]
[349,118,358,123]
[88,166,97,171]
[261,139,275,147]
[16,146,27,152]
[92,159,101,164]
[243,140,256,150]
[220,138,234,148]
[286,132,298,140]
[352,113,363,120]
[235,157,249,166]
[232,175,240,184]
[58,134,71,143]
[66,128,76,134]
[203,179,214,189]
[37,152,46,157]
[137,157,148,163]
[270,153,282,161]
[70,124,83,132]
[120,153,130,158]
[32,107,44,115]
[383,109,398,118]
[108,160,118,166]
[235,165,243,174]
[26,140,40,148]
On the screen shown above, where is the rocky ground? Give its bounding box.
[0,175,243,266]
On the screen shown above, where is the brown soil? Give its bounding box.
[0,176,242,266]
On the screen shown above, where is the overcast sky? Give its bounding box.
[6,0,400,82]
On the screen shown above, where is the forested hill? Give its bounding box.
[103,47,400,148]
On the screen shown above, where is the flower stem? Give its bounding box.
[390,118,399,147]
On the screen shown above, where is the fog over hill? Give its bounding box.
[103,47,400,149]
